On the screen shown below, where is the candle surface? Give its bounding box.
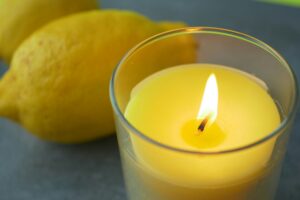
[125,63,281,187]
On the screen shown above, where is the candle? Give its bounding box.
[124,63,281,198]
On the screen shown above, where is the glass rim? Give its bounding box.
[110,27,299,155]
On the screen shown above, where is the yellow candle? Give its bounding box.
[125,63,280,189]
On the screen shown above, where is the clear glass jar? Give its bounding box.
[110,27,298,200]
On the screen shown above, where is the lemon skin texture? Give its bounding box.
[0,0,99,63]
[0,10,196,143]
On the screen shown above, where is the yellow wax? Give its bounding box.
[125,63,280,187]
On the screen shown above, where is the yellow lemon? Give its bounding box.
[0,0,98,64]
[0,10,196,143]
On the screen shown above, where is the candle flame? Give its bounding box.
[197,74,218,125]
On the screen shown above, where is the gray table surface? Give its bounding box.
[0,0,299,199]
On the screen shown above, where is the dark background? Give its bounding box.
[0,0,299,199]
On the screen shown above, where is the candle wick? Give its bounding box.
[198,116,210,132]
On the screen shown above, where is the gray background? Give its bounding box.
[0,0,299,199]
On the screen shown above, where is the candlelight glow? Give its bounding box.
[197,74,218,125]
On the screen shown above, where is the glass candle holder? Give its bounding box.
[109,27,298,200]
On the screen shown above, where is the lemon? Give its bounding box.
[0,10,196,143]
[0,0,98,64]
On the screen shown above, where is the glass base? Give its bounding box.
[121,149,282,200]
